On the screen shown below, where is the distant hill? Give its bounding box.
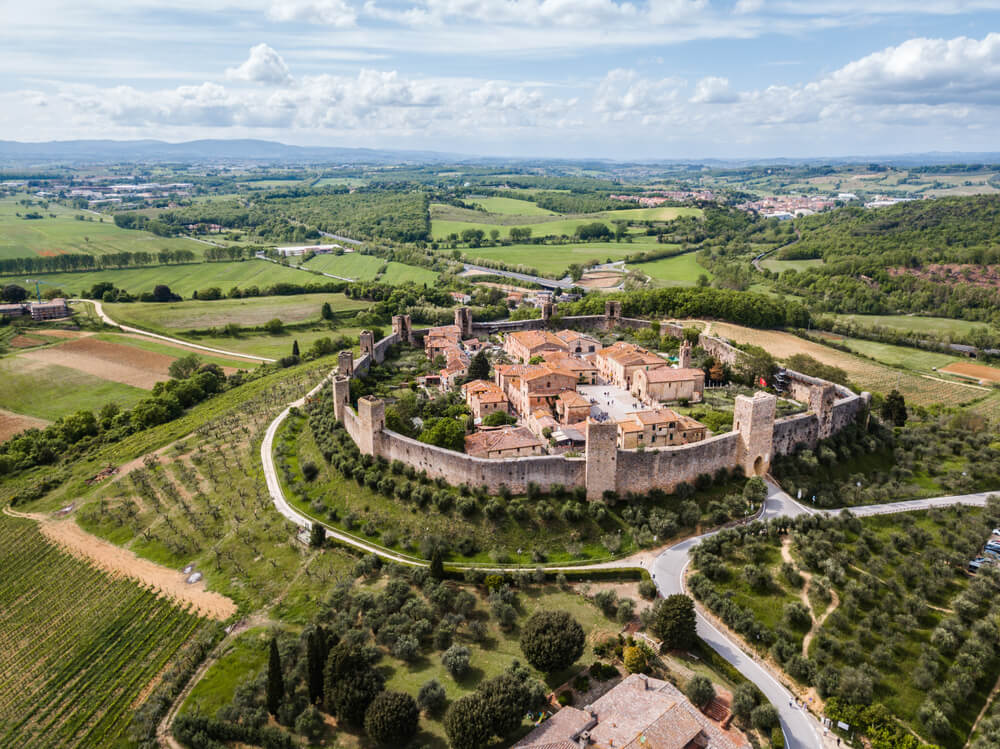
[0,138,464,165]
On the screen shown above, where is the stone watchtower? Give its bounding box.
[733,391,777,477]
[809,383,837,440]
[332,375,350,422]
[357,396,385,456]
[392,314,413,345]
[605,300,622,330]
[455,307,473,339]
[337,349,354,377]
[678,340,692,369]
[585,418,618,501]
[360,330,375,360]
[541,301,554,325]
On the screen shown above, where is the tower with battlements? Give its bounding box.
[337,350,354,377]
[678,340,692,368]
[332,375,350,422]
[357,396,385,456]
[392,314,413,344]
[360,330,375,360]
[733,391,776,477]
[809,383,837,440]
[455,307,473,338]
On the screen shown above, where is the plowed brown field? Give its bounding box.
[0,408,48,441]
[941,361,1000,384]
[21,337,174,389]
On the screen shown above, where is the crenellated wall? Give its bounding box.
[328,313,870,499]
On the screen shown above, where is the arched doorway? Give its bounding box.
[753,455,764,475]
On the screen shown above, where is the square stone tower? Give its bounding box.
[809,383,837,440]
[604,300,622,329]
[541,302,554,324]
[360,330,375,360]
[392,314,413,345]
[678,340,692,369]
[585,418,618,501]
[733,391,777,477]
[357,396,385,456]
[332,375,350,422]
[455,307,473,338]
[337,349,354,377]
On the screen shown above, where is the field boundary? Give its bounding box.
[73,298,275,363]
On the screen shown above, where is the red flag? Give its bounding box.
[759,377,767,387]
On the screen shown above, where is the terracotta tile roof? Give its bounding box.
[618,420,644,433]
[464,426,544,456]
[496,364,529,377]
[462,379,493,395]
[508,330,567,350]
[555,329,598,344]
[641,366,705,383]
[542,353,595,372]
[558,391,590,408]
[511,706,592,749]
[634,408,682,426]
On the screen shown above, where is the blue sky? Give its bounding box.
[3,1,1000,159]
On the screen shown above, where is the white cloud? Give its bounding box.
[690,76,736,103]
[268,0,358,26]
[825,33,1000,105]
[226,44,293,85]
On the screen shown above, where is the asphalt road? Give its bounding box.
[461,263,573,289]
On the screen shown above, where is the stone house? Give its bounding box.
[556,390,592,424]
[504,330,568,363]
[464,426,545,459]
[616,408,707,449]
[632,365,706,404]
[555,328,601,355]
[462,380,509,420]
[595,341,667,389]
[509,365,579,417]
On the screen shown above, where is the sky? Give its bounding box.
[3,1,1000,160]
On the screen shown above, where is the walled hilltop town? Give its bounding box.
[330,302,870,500]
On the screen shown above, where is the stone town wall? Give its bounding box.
[332,316,870,499]
[615,432,742,495]
[375,429,585,494]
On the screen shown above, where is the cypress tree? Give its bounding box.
[292,339,300,357]
[308,630,324,704]
[430,549,445,580]
[266,638,285,716]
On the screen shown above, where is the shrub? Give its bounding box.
[649,594,696,651]
[623,645,648,674]
[639,579,658,600]
[364,691,419,746]
[685,675,715,708]
[418,679,448,715]
[751,703,780,731]
[442,645,471,678]
[520,610,585,674]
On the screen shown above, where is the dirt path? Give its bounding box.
[848,562,954,613]
[966,671,1000,748]
[4,506,236,621]
[781,538,840,658]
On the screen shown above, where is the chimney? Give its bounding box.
[638,674,648,690]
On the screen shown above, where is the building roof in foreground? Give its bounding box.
[640,366,706,383]
[514,674,750,749]
[465,426,543,456]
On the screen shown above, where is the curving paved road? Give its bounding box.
[73,298,275,363]
[461,263,574,290]
[258,373,997,749]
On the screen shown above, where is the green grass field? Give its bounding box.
[628,252,711,286]
[302,253,439,284]
[458,240,660,276]
[0,259,320,299]
[0,357,148,420]
[595,206,702,221]
[0,513,209,749]
[104,293,368,333]
[0,196,205,260]
[172,325,363,360]
[467,196,556,215]
[837,336,964,371]
[830,314,989,338]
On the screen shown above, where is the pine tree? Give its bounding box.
[266,638,285,716]
[292,339,300,357]
[307,631,323,704]
[321,302,333,320]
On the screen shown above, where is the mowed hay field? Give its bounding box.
[0,197,205,260]
[831,313,989,338]
[628,252,712,286]
[302,253,439,284]
[708,322,988,406]
[0,259,316,299]
[104,293,369,333]
[20,337,197,389]
[0,513,210,749]
[0,358,147,420]
[462,240,668,276]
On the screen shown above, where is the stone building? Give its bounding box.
[595,341,667,389]
[556,390,592,424]
[632,365,705,404]
[465,426,545,458]
[512,674,749,749]
[504,330,568,363]
[462,380,509,421]
[508,365,579,417]
[616,408,707,449]
[554,328,601,354]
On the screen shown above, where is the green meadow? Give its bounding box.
[0,260,316,299]
[460,241,658,276]
[627,252,711,286]
[761,257,825,273]
[467,196,556,215]
[830,313,989,338]
[0,196,205,260]
[302,253,439,284]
